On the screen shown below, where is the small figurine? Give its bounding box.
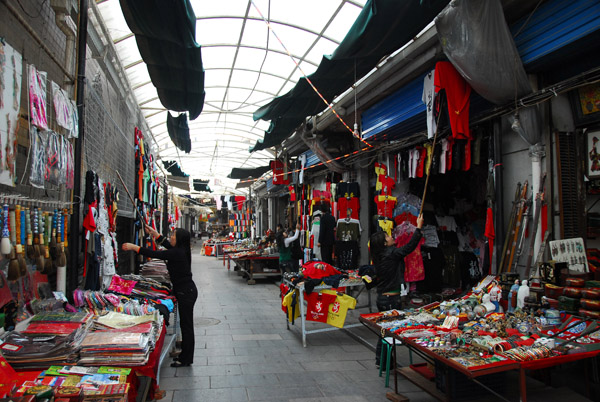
[489,280,502,312]
[481,293,496,314]
[508,279,520,313]
[517,279,530,310]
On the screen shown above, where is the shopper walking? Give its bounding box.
[122,226,197,367]
[369,213,424,368]
[277,223,301,274]
[318,204,336,265]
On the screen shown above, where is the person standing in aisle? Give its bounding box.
[122,225,197,368]
[369,213,424,368]
[277,223,301,274]
[318,204,336,265]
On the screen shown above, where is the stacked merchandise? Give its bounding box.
[0,311,91,369]
[0,327,84,369]
[10,364,131,401]
[22,311,93,336]
[78,311,161,366]
[139,260,171,284]
[73,289,156,316]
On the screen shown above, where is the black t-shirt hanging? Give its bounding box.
[337,182,360,199]
[417,246,445,293]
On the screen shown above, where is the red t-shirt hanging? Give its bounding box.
[374,195,397,218]
[379,175,396,196]
[234,196,246,210]
[434,61,472,140]
[338,197,360,220]
[416,146,427,178]
[289,185,296,201]
[305,292,337,323]
[271,160,289,185]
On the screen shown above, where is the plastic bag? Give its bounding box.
[45,131,60,186]
[29,126,46,188]
[435,0,532,105]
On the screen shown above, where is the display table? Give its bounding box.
[286,278,372,347]
[231,254,280,284]
[359,314,600,402]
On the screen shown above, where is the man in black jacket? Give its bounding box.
[318,204,336,265]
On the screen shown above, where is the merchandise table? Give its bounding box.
[204,240,234,259]
[1,325,167,402]
[223,248,252,269]
[359,316,600,402]
[285,278,373,347]
[231,254,280,284]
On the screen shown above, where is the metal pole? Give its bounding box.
[68,0,89,297]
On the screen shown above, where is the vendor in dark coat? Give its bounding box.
[122,226,197,367]
[369,213,424,367]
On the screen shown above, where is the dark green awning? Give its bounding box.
[162,160,189,177]
[167,112,192,153]
[251,0,449,152]
[119,0,205,120]
[228,166,271,180]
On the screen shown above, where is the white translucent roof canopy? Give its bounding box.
[96,0,366,195]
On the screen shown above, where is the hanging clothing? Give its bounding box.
[336,218,361,242]
[335,240,359,270]
[434,61,472,140]
[422,69,437,139]
[379,175,395,196]
[337,197,359,220]
[377,218,393,236]
[336,182,360,199]
[394,222,425,282]
[374,195,397,218]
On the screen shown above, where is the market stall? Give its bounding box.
[281,261,374,347]
[359,276,600,402]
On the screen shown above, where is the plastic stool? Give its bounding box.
[379,337,396,387]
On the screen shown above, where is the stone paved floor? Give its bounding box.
[155,247,595,402]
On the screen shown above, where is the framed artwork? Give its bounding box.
[549,237,589,274]
[587,130,600,179]
[571,82,600,126]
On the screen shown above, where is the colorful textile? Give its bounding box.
[305,291,337,323]
[434,61,472,140]
[323,289,356,328]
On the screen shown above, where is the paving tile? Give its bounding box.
[233,334,283,341]
[208,354,269,366]
[240,362,306,375]
[193,346,236,357]
[299,361,366,372]
[175,364,242,377]
[246,385,324,401]
[172,387,249,402]
[158,375,210,390]
[210,373,278,389]
[289,396,371,402]
[276,371,349,387]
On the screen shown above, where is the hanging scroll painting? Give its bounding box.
[0,42,23,187]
